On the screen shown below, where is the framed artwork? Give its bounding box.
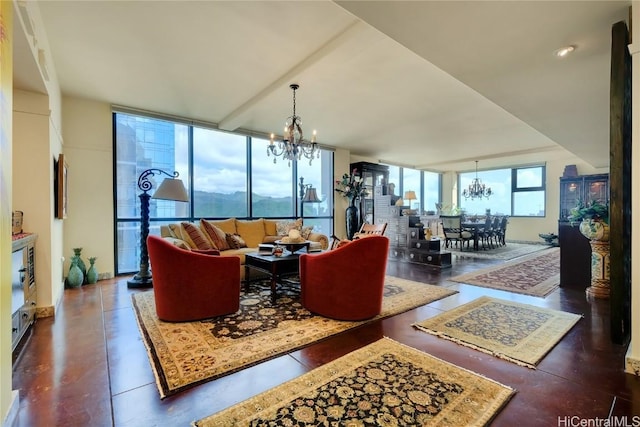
[55,153,68,219]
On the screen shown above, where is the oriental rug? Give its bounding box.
[413,296,582,368]
[132,276,457,398]
[449,247,560,297]
[193,337,514,427]
[448,242,549,260]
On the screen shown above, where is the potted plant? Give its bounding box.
[567,199,609,225]
[568,199,610,299]
[568,199,609,241]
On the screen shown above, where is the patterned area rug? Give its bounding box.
[413,296,582,368]
[449,247,560,297]
[194,337,514,426]
[132,276,457,398]
[448,242,550,260]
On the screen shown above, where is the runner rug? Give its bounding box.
[193,337,515,426]
[413,296,582,368]
[132,276,457,398]
[448,242,549,260]
[449,247,560,297]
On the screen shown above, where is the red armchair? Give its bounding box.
[299,235,389,320]
[147,235,240,322]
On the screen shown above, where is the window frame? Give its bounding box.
[113,108,334,275]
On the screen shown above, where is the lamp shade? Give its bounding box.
[404,191,417,201]
[152,178,189,202]
[303,187,321,203]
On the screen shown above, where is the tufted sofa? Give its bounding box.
[159,217,329,280]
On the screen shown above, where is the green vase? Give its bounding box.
[86,258,98,284]
[67,257,84,288]
[72,248,87,284]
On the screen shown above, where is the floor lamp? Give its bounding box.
[127,169,189,289]
[299,177,321,224]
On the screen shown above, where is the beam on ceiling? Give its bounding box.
[218,20,363,132]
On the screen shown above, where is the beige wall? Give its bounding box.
[5,1,65,423]
[61,97,114,277]
[1,1,14,422]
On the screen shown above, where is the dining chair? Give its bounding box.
[491,216,502,247]
[353,222,388,239]
[479,216,495,250]
[440,215,472,249]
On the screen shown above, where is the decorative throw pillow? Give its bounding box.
[226,233,247,249]
[181,222,213,250]
[164,237,191,251]
[276,219,303,236]
[301,225,314,239]
[168,223,184,240]
[200,219,230,250]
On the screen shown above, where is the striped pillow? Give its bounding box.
[200,219,230,250]
[180,222,213,250]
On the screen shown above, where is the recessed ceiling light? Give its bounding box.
[554,45,576,57]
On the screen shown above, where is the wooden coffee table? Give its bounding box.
[244,252,303,303]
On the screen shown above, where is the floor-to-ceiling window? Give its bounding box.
[381,163,441,214]
[114,110,334,275]
[458,164,546,217]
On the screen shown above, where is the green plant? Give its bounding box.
[568,200,609,225]
[335,169,368,200]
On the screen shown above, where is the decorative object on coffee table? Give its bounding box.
[127,169,189,289]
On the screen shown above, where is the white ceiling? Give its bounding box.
[17,1,631,172]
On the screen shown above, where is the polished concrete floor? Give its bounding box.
[11,254,640,426]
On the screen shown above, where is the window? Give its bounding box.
[251,137,295,218]
[423,171,440,213]
[402,168,421,210]
[512,166,546,216]
[458,165,545,217]
[114,110,334,275]
[381,163,441,214]
[193,127,248,217]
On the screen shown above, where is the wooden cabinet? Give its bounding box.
[558,222,591,289]
[559,173,609,220]
[377,196,451,268]
[350,162,389,225]
[558,173,608,289]
[12,233,37,352]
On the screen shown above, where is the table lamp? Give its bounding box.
[127,169,189,288]
[403,191,417,215]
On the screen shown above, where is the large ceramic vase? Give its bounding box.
[345,197,360,240]
[579,219,610,299]
[67,257,84,289]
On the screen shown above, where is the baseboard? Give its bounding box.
[36,305,54,318]
[625,347,640,376]
[2,390,19,427]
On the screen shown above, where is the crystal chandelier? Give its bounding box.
[267,84,318,166]
[462,161,492,200]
